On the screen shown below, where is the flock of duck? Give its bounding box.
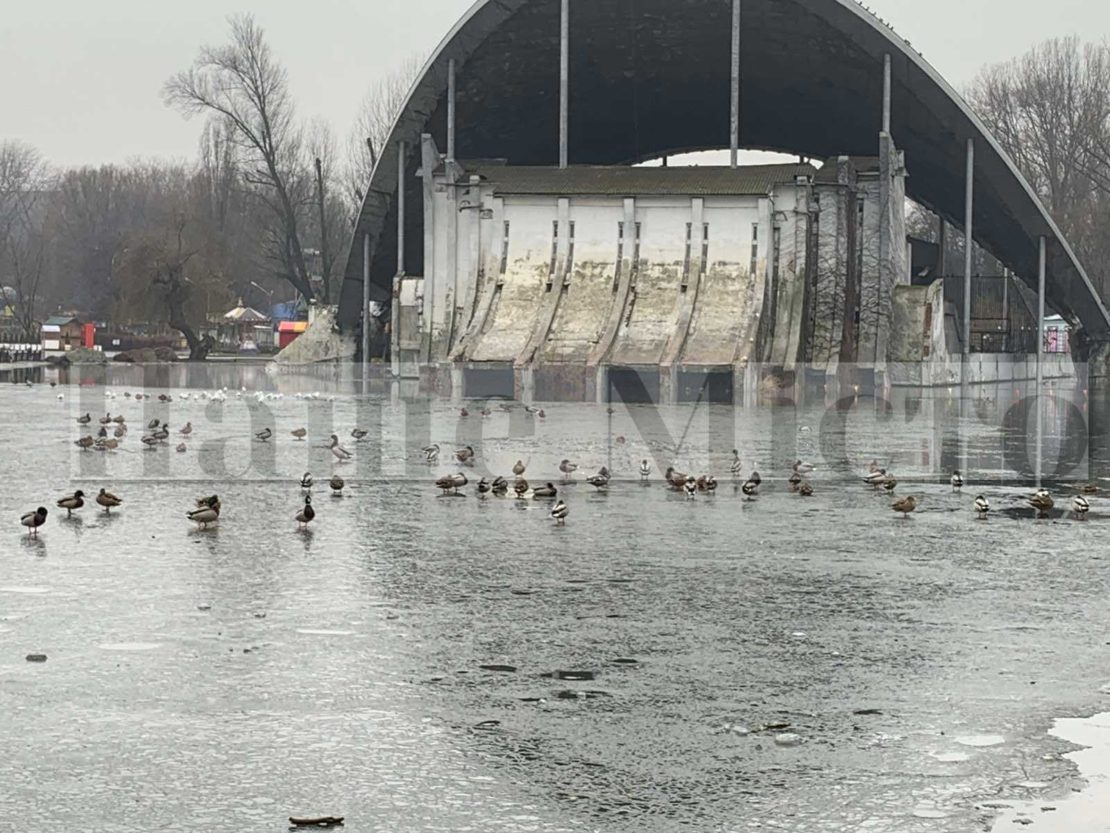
[19,399,372,536]
[420,449,1097,527]
[15,390,1097,536]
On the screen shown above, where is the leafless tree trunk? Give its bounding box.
[0,141,53,341]
[164,14,315,302]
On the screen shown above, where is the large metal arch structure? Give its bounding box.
[338,0,1110,345]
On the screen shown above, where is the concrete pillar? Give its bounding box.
[447,59,457,164]
[938,218,947,279]
[397,141,406,276]
[1036,236,1046,486]
[559,0,569,169]
[963,138,974,357]
[730,0,741,168]
[882,53,892,135]
[362,233,371,387]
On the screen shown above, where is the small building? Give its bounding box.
[41,315,86,352]
[220,299,271,353]
[278,320,308,349]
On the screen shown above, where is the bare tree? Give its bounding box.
[164,14,316,301]
[345,56,423,215]
[0,141,54,340]
[968,37,1110,298]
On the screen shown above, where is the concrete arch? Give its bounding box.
[338,0,1110,343]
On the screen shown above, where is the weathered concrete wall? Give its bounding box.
[811,171,849,368]
[540,199,622,364]
[764,184,809,369]
[890,284,928,362]
[607,200,690,366]
[680,198,763,367]
[465,199,553,362]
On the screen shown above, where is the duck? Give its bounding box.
[665,467,687,490]
[295,495,316,529]
[974,495,990,519]
[524,405,540,415]
[99,413,113,425]
[455,446,475,466]
[491,476,509,497]
[56,490,85,516]
[351,428,368,442]
[1073,495,1091,520]
[1029,489,1054,518]
[550,500,569,525]
[328,435,352,462]
[684,475,698,500]
[703,475,718,494]
[950,470,964,490]
[148,418,161,430]
[559,459,578,481]
[113,424,127,438]
[533,482,558,499]
[477,478,491,497]
[423,444,440,465]
[176,443,187,453]
[291,427,308,441]
[538,409,546,419]
[75,435,95,451]
[586,471,610,491]
[96,438,119,451]
[863,468,887,486]
[1080,483,1100,495]
[729,450,743,479]
[882,474,897,492]
[799,482,814,497]
[330,475,345,495]
[436,473,468,495]
[180,422,193,436]
[514,478,530,498]
[460,407,469,417]
[97,426,108,438]
[96,488,122,513]
[76,412,92,425]
[793,460,815,475]
[512,460,526,477]
[892,495,918,518]
[153,424,170,443]
[255,427,273,442]
[640,459,651,481]
[111,415,126,424]
[187,496,220,529]
[140,435,160,450]
[20,506,48,536]
[741,478,759,499]
[788,471,802,491]
[301,472,313,489]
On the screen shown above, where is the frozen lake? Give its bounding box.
[2,363,1109,831]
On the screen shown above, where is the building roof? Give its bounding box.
[464,163,816,197]
[223,300,269,323]
[339,0,1110,342]
[813,156,882,184]
[44,315,79,327]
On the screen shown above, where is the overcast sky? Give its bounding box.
[2,0,1107,168]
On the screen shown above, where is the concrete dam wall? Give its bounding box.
[401,156,908,402]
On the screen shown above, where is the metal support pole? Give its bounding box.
[963,138,974,357]
[559,0,569,169]
[1036,236,1046,487]
[730,0,741,168]
[362,233,370,386]
[882,54,892,135]
[447,59,457,164]
[397,141,406,276]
